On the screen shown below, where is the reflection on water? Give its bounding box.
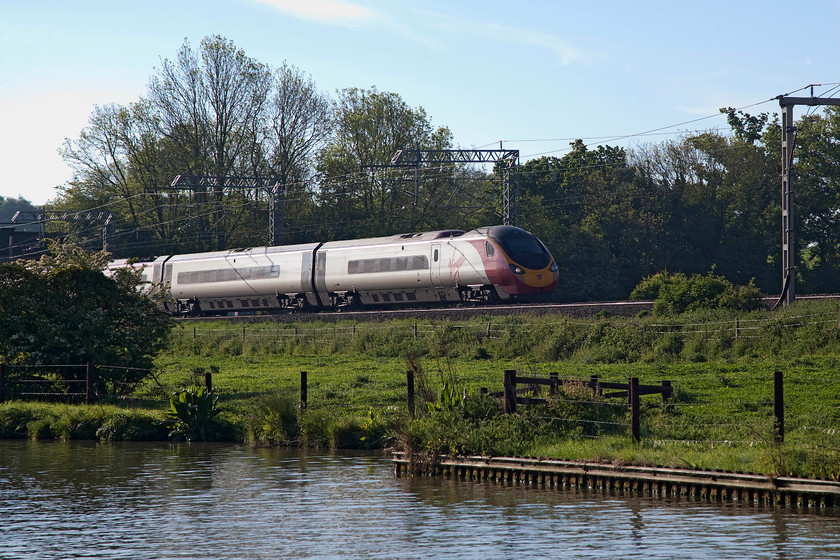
[1,440,840,559]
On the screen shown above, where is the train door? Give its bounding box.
[431,243,443,288]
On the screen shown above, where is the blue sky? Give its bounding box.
[1,0,838,205]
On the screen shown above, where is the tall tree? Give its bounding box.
[259,62,332,243]
[315,87,457,239]
[147,35,272,250]
[60,37,332,254]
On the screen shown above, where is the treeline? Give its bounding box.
[51,36,840,300]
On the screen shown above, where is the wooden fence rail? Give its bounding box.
[502,370,673,442]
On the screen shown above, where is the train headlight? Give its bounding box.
[509,264,525,275]
[550,261,558,272]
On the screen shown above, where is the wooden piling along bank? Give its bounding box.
[393,453,840,510]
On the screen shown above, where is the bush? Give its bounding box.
[631,270,763,315]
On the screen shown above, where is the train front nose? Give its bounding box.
[507,260,559,294]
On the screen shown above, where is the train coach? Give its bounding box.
[109,225,559,315]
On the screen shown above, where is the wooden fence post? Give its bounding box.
[590,374,599,398]
[549,372,559,396]
[86,362,96,404]
[0,363,5,403]
[661,380,672,404]
[204,370,213,393]
[300,371,308,410]
[735,318,740,340]
[503,370,517,414]
[774,371,784,444]
[407,369,415,418]
[629,377,640,443]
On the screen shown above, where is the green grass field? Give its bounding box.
[2,300,840,478]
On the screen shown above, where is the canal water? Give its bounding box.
[2,441,840,559]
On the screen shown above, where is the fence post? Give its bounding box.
[589,374,599,398]
[86,362,96,404]
[0,363,5,403]
[735,318,739,340]
[549,372,559,396]
[774,371,784,444]
[629,377,640,443]
[661,380,672,404]
[503,370,517,414]
[406,369,415,418]
[204,370,212,393]
[414,323,418,339]
[300,371,308,411]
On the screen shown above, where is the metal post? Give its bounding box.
[774,371,784,444]
[268,181,285,246]
[781,103,795,306]
[776,94,840,306]
[414,146,420,206]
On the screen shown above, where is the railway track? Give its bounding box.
[177,300,655,324]
[175,293,840,325]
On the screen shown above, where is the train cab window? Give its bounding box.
[433,249,439,262]
[485,242,495,258]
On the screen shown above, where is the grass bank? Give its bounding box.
[2,299,839,478]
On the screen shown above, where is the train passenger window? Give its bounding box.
[433,249,439,262]
[485,242,495,257]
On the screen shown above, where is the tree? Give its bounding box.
[260,62,332,243]
[315,87,459,239]
[147,35,272,250]
[0,242,174,391]
[518,141,651,300]
[59,36,331,254]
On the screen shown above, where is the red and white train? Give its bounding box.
[110,225,559,315]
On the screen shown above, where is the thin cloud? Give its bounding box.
[420,11,595,66]
[251,0,378,27]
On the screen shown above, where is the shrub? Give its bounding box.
[631,270,763,315]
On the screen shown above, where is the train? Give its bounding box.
[108,225,559,315]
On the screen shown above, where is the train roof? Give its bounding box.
[318,229,466,249]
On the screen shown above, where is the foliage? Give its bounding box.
[167,384,220,441]
[427,382,466,413]
[630,270,764,315]
[0,242,174,389]
[244,392,299,446]
[0,401,168,441]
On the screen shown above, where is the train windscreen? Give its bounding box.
[486,226,551,270]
